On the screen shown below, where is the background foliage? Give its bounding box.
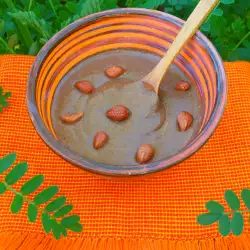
[0,0,249,61]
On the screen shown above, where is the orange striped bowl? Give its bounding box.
[27,8,227,178]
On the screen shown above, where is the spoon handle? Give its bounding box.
[143,0,220,93]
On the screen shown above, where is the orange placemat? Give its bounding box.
[1,54,250,249]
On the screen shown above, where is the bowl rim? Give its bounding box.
[27,8,228,177]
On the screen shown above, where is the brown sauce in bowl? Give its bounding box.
[52,50,201,165]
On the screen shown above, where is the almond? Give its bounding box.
[93,131,109,150]
[175,80,191,91]
[136,144,155,164]
[105,66,125,78]
[75,80,94,94]
[177,111,193,132]
[60,112,84,124]
[106,105,130,121]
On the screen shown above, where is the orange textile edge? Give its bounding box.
[1,233,250,250]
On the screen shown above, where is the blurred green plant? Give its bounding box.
[0,0,249,61]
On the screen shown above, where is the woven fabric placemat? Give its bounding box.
[0,55,250,249]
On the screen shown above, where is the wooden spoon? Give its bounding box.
[143,0,220,94]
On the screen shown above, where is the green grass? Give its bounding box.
[0,0,249,61]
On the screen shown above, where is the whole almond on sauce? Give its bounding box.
[106,105,130,121]
[60,112,84,124]
[75,80,94,94]
[177,111,193,132]
[136,144,155,164]
[175,80,191,91]
[93,131,109,150]
[105,66,125,78]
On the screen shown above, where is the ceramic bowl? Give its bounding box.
[27,8,227,178]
